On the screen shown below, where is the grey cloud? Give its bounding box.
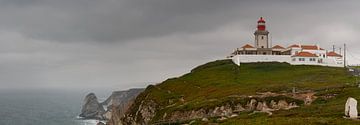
[0,0,360,90]
[0,0,248,42]
[5,0,351,43]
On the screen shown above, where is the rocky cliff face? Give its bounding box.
[121,98,300,124]
[79,93,106,120]
[79,89,144,121]
[102,89,144,108]
[103,89,144,122]
[117,91,315,125]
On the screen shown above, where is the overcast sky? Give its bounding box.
[1,0,360,90]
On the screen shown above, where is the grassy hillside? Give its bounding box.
[221,87,360,125]
[148,60,353,104]
[129,59,359,124]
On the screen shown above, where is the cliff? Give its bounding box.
[112,60,360,124]
[104,88,144,123]
[79,89,144,121]
[79,93,106,120]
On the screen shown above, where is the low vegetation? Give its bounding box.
[128,59,360,124]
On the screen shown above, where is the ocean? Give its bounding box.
[0,89,110,125]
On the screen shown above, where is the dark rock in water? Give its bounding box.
[79,93,105,120]
[97,121,106,125]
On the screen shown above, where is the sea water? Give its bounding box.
[0,89,109,125]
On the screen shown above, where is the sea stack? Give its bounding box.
[79,93,105,120]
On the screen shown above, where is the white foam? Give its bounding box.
[78,119,101,125]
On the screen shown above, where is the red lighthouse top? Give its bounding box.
[257,17,266,30]
[258,17,265,23]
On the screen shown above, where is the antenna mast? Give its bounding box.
[339,47,342,55]
[344,43,346,67]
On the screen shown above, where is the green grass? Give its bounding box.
[351,66,360,69]
[221,87,360,125]
[128,59,359,124]
[151,60,354,103]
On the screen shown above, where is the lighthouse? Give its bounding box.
[254,17,269,48]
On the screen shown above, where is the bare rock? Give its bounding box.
[270,100,277,109]
[202,117,209,122]
[256,102,264,111]
[277,100,289,109]
[79,93,105,120]
[230,114,238,118]
[218,116,227,121]
[246,99,257,110]
[345,97,358,118]
[233,104,245,113]
[96,122,106,125]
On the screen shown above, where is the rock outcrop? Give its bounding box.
[103,88,144,122]
[79,88,144,121]
[120,95,302,125]
[96,122,106,125]
[345,97,358,118]
[79,93,106,120]
[102,89,144,107]
[164,99,299,123]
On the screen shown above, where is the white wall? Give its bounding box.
[235,55,291,63]
[256,34,268,48]
[320,58,344,67]
[290,48,302,55]
[232,55,344,67]
[291,57,319,65]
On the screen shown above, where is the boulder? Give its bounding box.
[201,117,209,122]
[246,99,257,110]
[345,97,358,118]
[230,114,238,118]
[79,93,105,120]
[256,102,264,111]
[233,104,245,112]
[277,100,289,109]
[96,122,106,125]
[270,100,277,109]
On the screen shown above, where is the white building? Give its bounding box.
[230,17,344,67]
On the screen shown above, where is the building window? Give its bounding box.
[261,36,264,39]
[318,59,323,63]
[299,58,305,61]
[261,46,264,48]
[310,58,316,61]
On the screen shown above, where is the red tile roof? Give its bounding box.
[301,45,319,50]
[288,44,324,50]
[327,51,342,57]
[288,44,300,48]
[241,44,255,48]
[292,51,318,57]
[272,45,285,49]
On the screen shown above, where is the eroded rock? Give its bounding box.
[345,97,358,118]
[79,93,105,120]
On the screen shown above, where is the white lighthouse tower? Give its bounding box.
[254,17,269,48]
